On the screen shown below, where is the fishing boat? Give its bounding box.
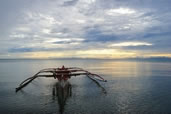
[16,65,107,92]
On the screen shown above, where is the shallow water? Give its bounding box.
[0,59,171,114]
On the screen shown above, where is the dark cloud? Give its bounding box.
[84,31,118,43]
[8,47,33,53]
[62,0,78,6]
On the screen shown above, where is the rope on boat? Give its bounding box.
[87,75,107,94]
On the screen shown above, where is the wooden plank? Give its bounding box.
[16,76,37,92]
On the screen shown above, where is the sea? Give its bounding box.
[0,59,171,114]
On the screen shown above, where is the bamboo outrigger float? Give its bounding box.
[16,66,107,92]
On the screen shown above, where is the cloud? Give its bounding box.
[0,0,171,58]
[109,42,152,47]
[106,8,136,15]
[62,0,78,6]
[8,47,33,53]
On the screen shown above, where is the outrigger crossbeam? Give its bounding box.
[16,66,107,92]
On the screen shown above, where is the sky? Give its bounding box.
[0,0,171,59]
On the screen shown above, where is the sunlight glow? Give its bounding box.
[145,53,171,57]
[6,50,171,59]
[77,49,138,58]
[21,52,73,58]
[9,49,138,59]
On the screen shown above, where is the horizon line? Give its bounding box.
[1,57,171,61]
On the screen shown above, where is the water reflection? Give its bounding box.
[2,59,171,113]
[52,81,72,114]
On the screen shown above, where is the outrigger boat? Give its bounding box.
[16,66,107,92]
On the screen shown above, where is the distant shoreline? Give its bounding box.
[0,57,171,62]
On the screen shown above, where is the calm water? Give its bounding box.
[0,59,171,114]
